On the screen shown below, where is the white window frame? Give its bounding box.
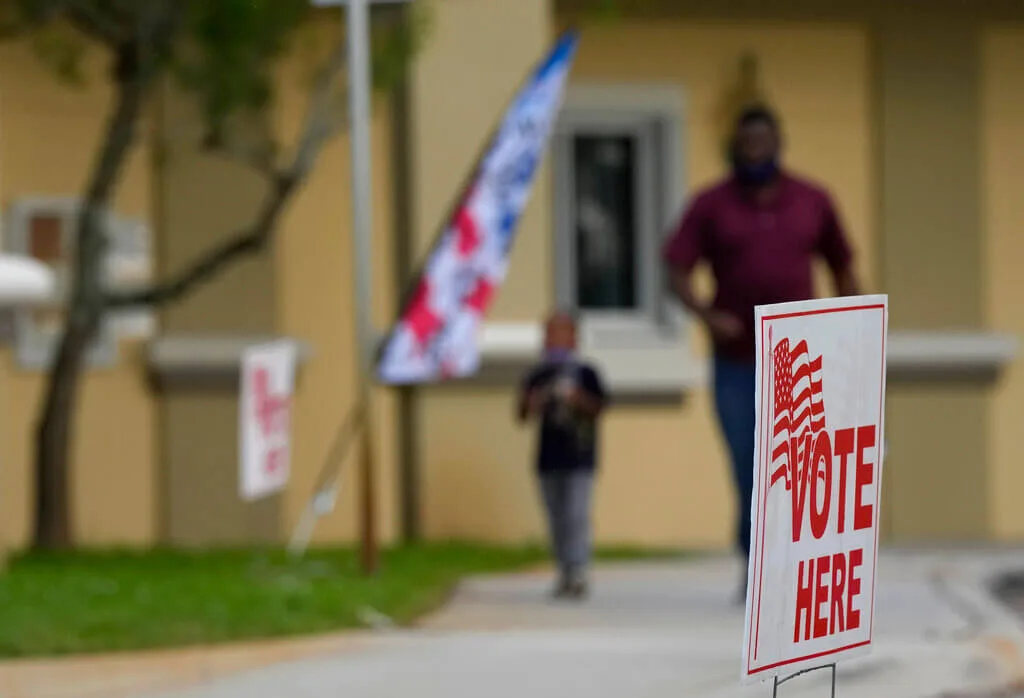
[552,84,688,350]
[5,196,121,369]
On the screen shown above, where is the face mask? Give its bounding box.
[732,156,779,187]
[544,347,575,364]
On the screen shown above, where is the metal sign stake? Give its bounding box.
[771,663,836,698]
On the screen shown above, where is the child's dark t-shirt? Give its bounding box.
[521,360,608,473]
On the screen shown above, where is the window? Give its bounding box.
[553,86,686,344]
[6,197,124,369]
[572,134,638,310]
[27,213,66,336]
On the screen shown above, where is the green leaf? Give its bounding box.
[30,21,86,85]
[174,0,310,136]
[370,3,431,89]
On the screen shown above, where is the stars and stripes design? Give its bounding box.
[768,335,826,491]
[376,32,579,385]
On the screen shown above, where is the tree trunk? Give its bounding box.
[32,306,101,550]
[30,46,148,551]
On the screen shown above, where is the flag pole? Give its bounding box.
[290,31,576,556]
[347,0,379,575]
[290,28,576,566]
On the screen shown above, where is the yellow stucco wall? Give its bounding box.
[4,6,1013,551]
[0,17,404,551]
[411,0,556,544]
[275,17,400,545]
[982,26,1024,540]
[415,13,871,548]
[0,40,157,548]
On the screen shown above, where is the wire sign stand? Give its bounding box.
[771,663,837,698]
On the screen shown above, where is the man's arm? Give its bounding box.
[516,374,533,423]
[570,366,607,418]
[832,265,860,297]
[819,195,861,297]
[668,267,710,320]
[663,193,744,340]
[517,386,543,424]
[516,368,547,423]
[663,194,745,337]
[664,195,711,318]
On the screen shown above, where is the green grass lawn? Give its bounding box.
[0,542,684,658]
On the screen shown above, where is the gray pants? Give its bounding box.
[539,470,594,580]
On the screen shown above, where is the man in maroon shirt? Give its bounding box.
[663,106,860,598]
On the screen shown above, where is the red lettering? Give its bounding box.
[252,367,291,436]
[265,447,285,473]
[847,548,864,630]
[833,428,855,534]
[789,433,814,542]
[794,558,815,643]
[814,554,831,638]
[829,552,847,634]
[854,426,876,530]
[810,432,833,539]
[794,550,866,643]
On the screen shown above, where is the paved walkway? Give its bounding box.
[7,550,1024,698]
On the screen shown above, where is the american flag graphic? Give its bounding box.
[376,32,578,385]
[768,336,826,491]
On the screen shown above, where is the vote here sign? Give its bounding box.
[741,295,888,683]
[239,340,297,502]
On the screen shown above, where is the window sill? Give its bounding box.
[145,328,1017,393]
[887,331,1019,381]
[147,334,313,388]
[443,324,1020,391]
[439,321,701,402]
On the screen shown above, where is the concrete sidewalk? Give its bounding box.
[127,550,1024,698]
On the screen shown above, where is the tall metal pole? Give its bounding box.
[346,0,378,575]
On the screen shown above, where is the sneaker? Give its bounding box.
[552,577,572,599]
[565,578,589,600]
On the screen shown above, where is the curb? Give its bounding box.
[0,631,376,698]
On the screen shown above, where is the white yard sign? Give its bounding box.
[742,295,888,683]
[239,340,297,501]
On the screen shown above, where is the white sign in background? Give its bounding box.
[239,340,298,502]
[742,295,888,683]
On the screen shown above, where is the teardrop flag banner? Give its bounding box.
[376,32,579,385]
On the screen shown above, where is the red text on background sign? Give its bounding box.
[252,366,290,474]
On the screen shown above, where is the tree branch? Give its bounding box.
[104,39,350,310]
[66,0,125,46]
[201,130,280,178]
[104,175,297,308]
[0,0,69,40]
[82,52,145,203]
[288,38,348,181]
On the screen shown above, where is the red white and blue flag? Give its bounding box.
[376,32,579,384]
[768,334,826,493]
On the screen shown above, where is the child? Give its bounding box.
[517,311,608,599]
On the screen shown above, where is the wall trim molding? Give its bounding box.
[887,331,1018,374]
[442,321,701,398]
[146,326,1018,392]
[147,335,313,386]
[459,323,1019,389]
